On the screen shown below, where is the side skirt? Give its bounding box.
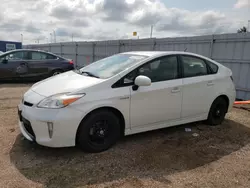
[125,113,208,136]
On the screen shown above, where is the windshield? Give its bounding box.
[0,51,9,57]
[79,54,148,79]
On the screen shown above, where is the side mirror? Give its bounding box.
[2,59,8,64]
[134,75,151,87]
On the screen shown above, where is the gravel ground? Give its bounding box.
[1,84,250,188]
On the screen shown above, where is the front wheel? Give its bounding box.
[76,110,121,153]
[206,97,228,126]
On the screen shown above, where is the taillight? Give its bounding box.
[69,60,74,65]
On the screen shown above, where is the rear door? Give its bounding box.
[26,51,52,77]
[180,55,218,118]
[0,51,29,79]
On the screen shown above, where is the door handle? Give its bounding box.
[207,81,214,86]
[171,87,180,93]
[120,96,130,100]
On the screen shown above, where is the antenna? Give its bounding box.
[184,48,187,52]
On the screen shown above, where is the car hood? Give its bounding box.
[31,71,104,97]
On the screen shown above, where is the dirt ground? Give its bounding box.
[1,84,250,188]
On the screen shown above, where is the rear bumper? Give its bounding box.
[66,65,75,71]
[228,89,236,112]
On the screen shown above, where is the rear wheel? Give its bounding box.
[206,97,228,126]
[76,110,121,153]
[52,69,63,76]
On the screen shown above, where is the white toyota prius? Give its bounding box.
[18,51,236,152]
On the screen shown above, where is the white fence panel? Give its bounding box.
[24,33,250,100]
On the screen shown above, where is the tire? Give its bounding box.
[206,97,228,126]
[51,69,63,76]
[76,110,121,153]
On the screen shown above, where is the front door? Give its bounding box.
[0,51,29,79]
[128,55,183,128]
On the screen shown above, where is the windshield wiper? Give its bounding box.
[81,71,100,78]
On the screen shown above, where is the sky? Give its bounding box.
[0,0,250,44]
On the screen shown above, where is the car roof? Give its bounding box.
[121,51,223,68]
[121,51,206,58]
[5,49,51,53]
[2,49,65,58]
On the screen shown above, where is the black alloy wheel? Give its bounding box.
[206,97,228,126]
[76,110,121,153]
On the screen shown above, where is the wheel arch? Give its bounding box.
[212,94,230,112]
[51,68,64,73]
[75,106,126,145]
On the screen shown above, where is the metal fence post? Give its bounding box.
[119,41,125,52]
[152,38,156,51]
[118,40,121,53]
[210,35,215,58]
[60,43,63,56]
[92,42,96,62]
[75,42,78,68]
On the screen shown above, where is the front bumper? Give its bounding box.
[18,102,85,148]
[18,119,34,142]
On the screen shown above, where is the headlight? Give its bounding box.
[37,93,85,109]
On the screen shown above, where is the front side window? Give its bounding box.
[4,51,26,60]
[79,54,148,79]
[181,56,208,78]
[123,56,178,84]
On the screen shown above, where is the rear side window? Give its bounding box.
[206,60,218,74]
[30,52,57,60]
[31,52,47,60]
[181,56,208,78]
[46,54,57,60]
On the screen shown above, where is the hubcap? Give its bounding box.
[213,104,224,119]
[99,130,104,136]
[216,109,221,116]
[53,72,61,76]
